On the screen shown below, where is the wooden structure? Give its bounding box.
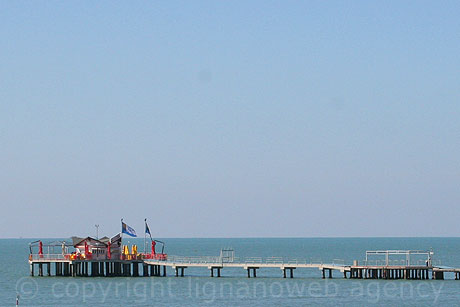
[28,246,460,280]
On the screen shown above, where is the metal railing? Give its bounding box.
[29,253,351,267]
[362,259,442,267]
[30,254,68,261]
[151,255,342,266]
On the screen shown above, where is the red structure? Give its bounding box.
[107,241,111,259]
[38,241,43,258]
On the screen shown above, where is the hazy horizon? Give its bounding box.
[1,1,459,238]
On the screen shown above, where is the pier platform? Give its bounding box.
[28,249,460,280]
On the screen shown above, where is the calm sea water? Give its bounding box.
[2,238,460,306]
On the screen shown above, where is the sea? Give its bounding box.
[2,237,460,306]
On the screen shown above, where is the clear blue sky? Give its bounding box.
[1,1,459,238]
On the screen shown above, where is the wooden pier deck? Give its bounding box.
[29,256,459,280]
[144,256,347,278]
[28,249,460,280]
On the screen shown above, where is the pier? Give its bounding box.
[28,244,460,280]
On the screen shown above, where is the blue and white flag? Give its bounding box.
[122,221,137,237]
[145,222,151,237]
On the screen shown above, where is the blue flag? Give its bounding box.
[145,223,151,236]
[122,222,137,237]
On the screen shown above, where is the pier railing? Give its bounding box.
[30,254,68,261]
[362,259,442,266]
[159,255,344,266]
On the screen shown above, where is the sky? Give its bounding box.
[0,1,459,238]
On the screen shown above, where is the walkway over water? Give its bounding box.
[28,249,460,280]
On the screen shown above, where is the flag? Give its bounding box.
[145,222,151,237]
[122,221,137,237]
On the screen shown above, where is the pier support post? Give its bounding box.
[433,271,444,280]
[283,268,286,278]
[163,265,167,277]
[181,267,185,277]
[175,267,178,277]
[91,262,96,277]
[114,262,120,276]
[30,264,34,276]
[38,263,43,277]
[322,269,325,279]
[343,271,347,279]
[247,268,251,278]
[64,262,70,276]
[47,263,51,276]
[133,263,139,277]
[143,264,149,277]
[328,269,332,279]
[210,267,221,277]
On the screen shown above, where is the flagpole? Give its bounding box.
[120,218,123,256]
[144,218,147,255]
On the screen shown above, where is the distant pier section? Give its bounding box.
[28,237,460,280]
